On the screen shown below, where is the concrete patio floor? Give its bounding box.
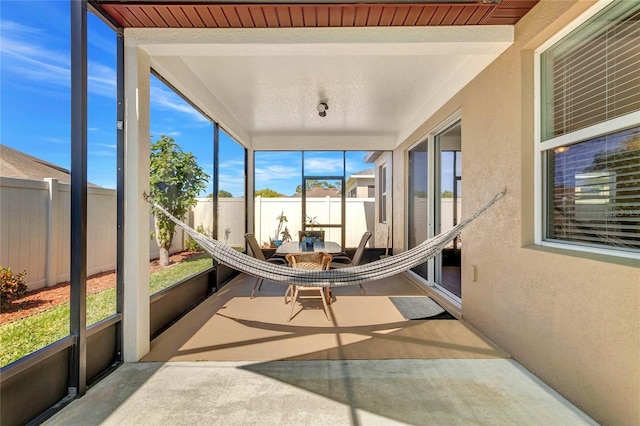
[45,274,597,425]
[45,359,596,425]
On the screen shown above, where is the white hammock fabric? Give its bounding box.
[146,190,505,288]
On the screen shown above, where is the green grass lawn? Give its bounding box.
[0,254,213,368]
[150,255,213,294]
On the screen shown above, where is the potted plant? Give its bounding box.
[269,211,288,247]
[303,215,323,247]
[280,226,292,243]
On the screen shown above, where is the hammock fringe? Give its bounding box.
[144,189,506,288]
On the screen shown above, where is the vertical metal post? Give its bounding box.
[212,123,220,240]
[301,152,306,233]
[244,148,249,238]
[209,124,220,293]
[389,151,394,252]
[453,152,459,226]
[115,30,125,361]
[341,152,346,248]
[70,0,88,397]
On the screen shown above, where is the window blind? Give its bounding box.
[541,2,640,141]
[547,126,640,252]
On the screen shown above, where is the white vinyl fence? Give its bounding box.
[190,196,377,249]
[0,177,184,290]
[1,178,381,290]
[253,196,375,248]
[190,197,246,248]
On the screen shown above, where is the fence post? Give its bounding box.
[255,196,262,245]
[44,178,59,287]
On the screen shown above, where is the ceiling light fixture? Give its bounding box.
[317,102,328,117]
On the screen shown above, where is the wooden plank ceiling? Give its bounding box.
[96,1,539,28]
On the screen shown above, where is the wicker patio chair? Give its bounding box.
[285,252,333,321]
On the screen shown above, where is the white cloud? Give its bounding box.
[345,155,372,175]
[88,62,116,98]
[254,164,301,189]
[42,137,67,145]
[1,20,43,36]
[98,143,117,148]
[218,173,245,196]
[303,158,343,174]
[1,20,69,82]
[1,20,116,98]
[220,159,245,169]
[150,130,182,139]
[150,83,209,124]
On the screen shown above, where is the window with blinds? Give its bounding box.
[540,1,640,255]
[546,126,640,252]
[540,1,640,141]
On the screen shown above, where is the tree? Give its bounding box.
[208,189,233,198]
[441,190,454,198]
[150,136,209,266]
[294,180,338,193]
[255,188,283,197]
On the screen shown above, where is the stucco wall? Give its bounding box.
[393,1,639,424]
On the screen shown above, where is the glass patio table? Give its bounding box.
[275,241,343,255]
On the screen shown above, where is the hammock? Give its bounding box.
[145,189,505,288]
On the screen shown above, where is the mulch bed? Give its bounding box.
[1,251,201,326]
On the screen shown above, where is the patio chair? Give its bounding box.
[245,233,287,298]
[285,252,333,321]
[330,231,372,294]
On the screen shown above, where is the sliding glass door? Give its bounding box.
[434,122,462,299]
[407,119,462,303]
[408,140,429,279]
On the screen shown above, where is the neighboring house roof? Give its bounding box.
[0,144,100,187]
[291,187,341,198]
[346,168,375,197]
[350,167,375,178]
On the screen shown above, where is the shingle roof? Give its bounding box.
[291,187,341,198]
[0,144,100,187]
[351,167,375,177]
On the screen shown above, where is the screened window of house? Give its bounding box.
[539,0,640,255]
[255,151,388,249]
[149,74,214,295]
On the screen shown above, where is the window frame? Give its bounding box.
[379,164,387,224]
[533,0,640,260]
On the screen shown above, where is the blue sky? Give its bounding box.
[0,1,373,197]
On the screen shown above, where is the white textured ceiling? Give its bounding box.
[133,26,513,150]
